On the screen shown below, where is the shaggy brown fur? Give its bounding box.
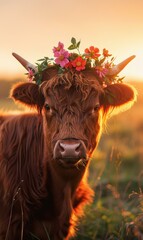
[0,69,137,240]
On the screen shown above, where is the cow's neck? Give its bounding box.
[45,159,86,218]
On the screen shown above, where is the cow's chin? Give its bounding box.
[57,158,88,169]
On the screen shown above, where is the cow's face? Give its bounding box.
[41,80,103,169]
[11,71,137,170]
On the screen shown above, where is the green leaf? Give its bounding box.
[95,59,100,66]
[71,37,76,45]
[42,66,48,71]
[68,45,77,50]
[117,76,125,83]
[99,57,106,65]
[77,41,81,48]
[86,59,92,68]
[37,65,42,72]
[37,58,45,61]
[58,67,65,74]
[111,57,115,62]
[44,57,49,60]
[36,75,42,85]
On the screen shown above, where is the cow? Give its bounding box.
[0,42,137,240]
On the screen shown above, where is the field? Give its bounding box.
[0,79,143,239]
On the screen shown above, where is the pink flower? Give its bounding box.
[95,66,108,78]
[54,49,70,67]
[53,42,64,56]
[28,68,34,82]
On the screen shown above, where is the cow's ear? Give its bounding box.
[11,82,44,109]
[101,83,137,115]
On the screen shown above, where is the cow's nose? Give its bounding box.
[53,139,87,162]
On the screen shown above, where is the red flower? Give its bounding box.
[71,56,86,71]
[65,61,73,69]
[103,48,112,57]
[85,46,100,59]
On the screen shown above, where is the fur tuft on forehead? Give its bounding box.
[41,70,103,100]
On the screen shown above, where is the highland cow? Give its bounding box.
[0,41,137,240]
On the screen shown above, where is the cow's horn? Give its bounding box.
[107,55,136,76]
[12,52,37,73]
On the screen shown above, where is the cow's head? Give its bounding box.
[11,52,137,172]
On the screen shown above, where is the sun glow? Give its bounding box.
[0,0,143,83]
[123,50,143,81]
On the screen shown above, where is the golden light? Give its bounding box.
[123,50,143,81]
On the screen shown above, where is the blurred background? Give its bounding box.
[0,0,143,239]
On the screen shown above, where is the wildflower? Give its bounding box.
[103,48,112,57]
[24,38,122,86]
[95,66,108,78]
[54,49,69,68]
[53,42,64,56]
[28,68,34,82]
[65,61,73,69]
[85,46,100,59]
[71,56,86,71]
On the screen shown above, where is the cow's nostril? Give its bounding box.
[75,143,81,152]
[59,143,65,152]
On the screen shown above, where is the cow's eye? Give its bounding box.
[45,104,50,111]
[94,104,100,111]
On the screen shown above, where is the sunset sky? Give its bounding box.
[0,0,143,81]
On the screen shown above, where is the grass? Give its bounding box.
[0,79,143,239]
[75,158,143,239]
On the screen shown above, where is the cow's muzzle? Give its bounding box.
[53,139,87,168]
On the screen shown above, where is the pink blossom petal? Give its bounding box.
[54,49,70,67]
[53,42,64,55]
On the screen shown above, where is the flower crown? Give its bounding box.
[27,37,124,86]
[12,38,135,88]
